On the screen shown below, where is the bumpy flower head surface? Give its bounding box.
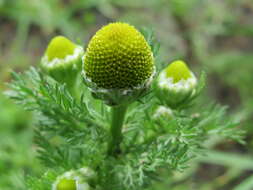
[83,22,154,89]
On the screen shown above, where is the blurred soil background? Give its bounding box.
[0,0,253,189]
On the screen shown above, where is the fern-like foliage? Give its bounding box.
[6,65,244,190]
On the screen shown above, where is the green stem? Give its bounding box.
[66,76,80,101]
[108,104,128,156]
[68,83,78,99]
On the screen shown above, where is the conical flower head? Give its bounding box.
[83,22,154,89]
[41,36,84,86]
[156,60,197,109]
[82,22,155,106]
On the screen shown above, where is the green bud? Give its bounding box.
[46,36,76,61]
[156,60,197,109]
[52,167,96,190]
[82,22,155,106]
[165,60,191,83]
[41,36,84,88]
[153,106,174,120]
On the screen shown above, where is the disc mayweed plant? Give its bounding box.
[6,22,244,190]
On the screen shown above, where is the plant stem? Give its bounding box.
[66,77,80,101]
[108,104,128,156]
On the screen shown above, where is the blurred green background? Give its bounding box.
[0,0,253,189]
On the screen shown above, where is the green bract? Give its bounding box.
[156,60,197,109]
[41,35,84,88]
[82,22,155,105]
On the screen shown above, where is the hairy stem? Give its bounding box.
[108,104,128,156]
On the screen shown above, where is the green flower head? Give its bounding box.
[83,22,154,89]
[165,60,191,83]
[158,60,196,89]
[46,36,76,61]
[41,35,84,85]
[52,167,96,190]
[56,178,76,190]
[156,60,197,109]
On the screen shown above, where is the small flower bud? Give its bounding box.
[52,167,96,190]
[41,36,84,86]
[82,22,155,106]
[153,106,174,120]
[156,60,197,109]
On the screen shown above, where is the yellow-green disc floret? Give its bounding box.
[41,35,84,95]
[56,178,76,190]
[83,22,154,89]
[165,60,191,83]
[46,36,76,61]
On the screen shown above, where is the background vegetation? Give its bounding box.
[0,0,253,189]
